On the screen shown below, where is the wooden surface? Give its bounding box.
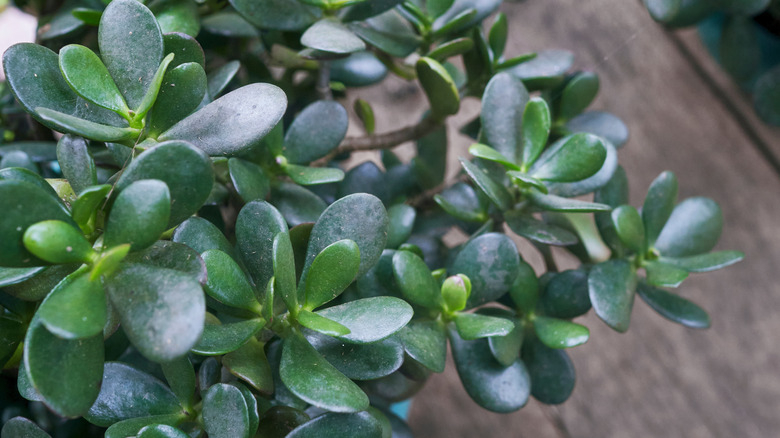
[400,1,780,437]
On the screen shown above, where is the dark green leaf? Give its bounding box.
[349,11,421,58]
[505,211,577,246]
[588,260,637,332]
[397,319,446,373]
[86,362,182,427]
[236,201,288,288]
[121,241,207,284]
[315,297,413,343]
[105,263,205,362]
[71,184,110,231]
[530,133,606,182]
[59,44,129,117]
[201,11,259,37]
[284,164,345,186]
[509,49,573,91]
[644,261,688,288]
[202,250,259,312]
[223,338,274,394]
[480,72,529,163]
[565,111,629,148]
[35,108,138,142]
[540,269,591,319]
[654,197,723,257]
[137,425,189,438]
[56,135,96,195]
[459,158,512,210]
[274,231,299,313]
[37,269,105,339]
[207,61,241,99]
[230,0,320,31]
[643,171,678,248]
[611,205,645,254]
[0,316,25,367]
[271,183,327,227]
[533,316,588,349]
[105,179,171,251]
[386,204,415,249]
[148,62,208,136]
[23,220,95,264]
[203,383,251,438]
[451,233,520,308]
[454,312,514,340]
[283,100,348,164]
[427,38,474,61]
[115,141,214,227]
[0,151,36,172]
[1,417,51,438]
[353,98,375,134]
[161,356,196,411]
[488,316,523,367]
[449,329,530,413]
[413,125,447,189]
[416,57,459,119]
[159,84,287,156]
[229,158,270,203]
[104,415,183,438]
[0,266,43,288]
[280,331,369,413]
[302,18,366,54]
[637,283,710,329]
[0,167,60,201]
[557,72,599,120]
[287,411,385,438]
[488,12,507,58]
[172,216,235,257]
[524,338,575,404]
[192,319,264,355]
[257,406,310,438]
[154,0,200,36]
[528,191,611,212]
[659,250,744,272]
[163,33,206,68]
[392,250,442,310]
[468,143,520,170]
[305,330,403,380]
[303,239,360,310]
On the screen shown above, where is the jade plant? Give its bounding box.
[643,0,780,125]
[0,0,743,436]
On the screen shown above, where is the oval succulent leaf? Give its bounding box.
[658,250,744,273]
[138,425,190,438]
[148,62,208,136]
[56,135,97,196]
[450,233,520,308]
[644,260,688,288]
[565,111,629,148]
[533,316,589,349]
[397,319,447,373]
[284,164,345,186]
[505,211,578,246]
[1,417,51,438]
[481,72,529,163]
[528,191,611,213]
[35,108,138,142]
[173,216,235,257]
[468,143,520,170]
[636,282,710,329]
[105,179,171,252]
[314,297,413,343]
[556,71,599,121]
[521,97,551,167]
[23,220,95,264]
[611,205,645,254]
[392,250,443,310]
[416,57,460,119]
[524,338,575,405]
[588,259,637,333]
[58,44,130,117]
[283,100,349,164]
[37,269,106,339]
[229,158,270,204]
[642,171,678,248]
[236,201,288,288]
[530,133,607,182]
[273,231,299,313]
[192,319,265,356]
[303,239,360,310]
[202,250,259,312]
[454,313,514,340]
[654,197,722,257]
[301,18,366,54]
[298,310,351,337]
[287,411,385,438]
[202,384,251,438]
[459,158,512,211]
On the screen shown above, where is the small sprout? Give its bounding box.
[441,274,471,314]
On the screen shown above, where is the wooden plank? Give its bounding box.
[401,1,780,437]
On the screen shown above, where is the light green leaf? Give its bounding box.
[303,240,360,310]
[58,44,129,117]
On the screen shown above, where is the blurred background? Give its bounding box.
[2,0,780,436]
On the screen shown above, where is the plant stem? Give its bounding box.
[534,242,558,273]
[316,61,333,101]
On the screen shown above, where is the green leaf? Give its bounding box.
[392,250,442,310]
[35,108,138,142]
[305,330,403,381]
[0,180,74,267]
[173,216,235,258]
[505,211,577,246]
[524,338,575,404]
[644,261,688,288]
[386,204,415,249]
[98,0,164,109]
[611,205,645,254]
[274,231,299,313]
[1,417,52,438]
[636,283,710,329]
[284,100,348,164]
[56,135,96,195]
[301,18,366,54]
[161,356,196,411]
[133,53,175,121]
[353,98,375,134]
[654,197,722,257]
[203,384,251,438]
[90,244,130,281]
[25,319,103,417]
[414,125,447,189]
[198,358,221,393]
[223,337,274,394]
[588,260,637,332]
[23,220,95,264]
[459,158,512,210]
[530,133,606,182]
[115,140,214,227]
[303,239,360,310]
[0,167,60,201]
[303,193,388,278]
[257,406,310,438]
[315,297,413,343]
[284,164,345,185]
[105,179,171,251]
[449,328,530,413]
[270,183,327,227]
[58,44,129,117]
[0,316,25,367]
[228,158,270,203]
[642,171,678,248]
[230,0,320,31]
[564,111,629,148]
[104,415,183,438]
[416,57,460,119]
[137,425,189,438]
[299,310,351,336]
[521,97,551,167]
[148,62,207,136]
[192,319,264,355]
[0,266,43,288]
[720,16,761,83]
[201,11,259,37]
[37,269,105,339]
[287,411,385,438]
[451,233,520,308]
[659,250,744,272]
[202,250,259,312]
[207,60,241,99]
[454,313,514,340]
[508,261,539,313]
[0,151,36,172]
[349,10,421,58]
[428,37,474,61]
[71,184,110,230]
[540,269,591,319]
[488,12,507,58]
[533,316,588,349]
[159,84,287,156]
[121,241,207,284]
[528,191,611,212]
[468,143,520,170]
[488,317,523,367]
[154,0,201,36]
[163,33,205,68]
[280,331,369,412]
[104,263,205,362]
[86,362,181,427]
[508,49,573,90]
[556,72,599,120]
[397,319,446,373]
[236,201,288,288]
[594,166,628,252]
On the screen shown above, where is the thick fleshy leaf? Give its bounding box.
[163,33,206,68]
[329,51,388,87]
[303,193,388,278]
[56,135,96,195]
[556,72,599,120]
[533,316,589,349]
[588,260,637,332]
[122,241,207,285]
[287,411,385,438]
[256,406,310,438]
[161,356,196,411]
[643,171,678,248]
[284,164,345,186]
[637,283,710,329]
[468,143,520,170]
[0,267,43,288]
[644,261,688,288]
[386,204,415,249]
[115,141,214,227]
[230,0,320,31]
[172,216,234,257]
[104,415,183,438]
[202,250,259,312]
[35,108,138,142]
[303,240,360,310]
[59,44,129,117]
[229,158,270,203]
[565,111,629,148]
[1,417,51,438]
[611,205,645,254]
[192,319,264,355]
[524,339,575,404]
[654,197,722,257]
[720,16,761,83]
[349,10,421,58]
[207,61,241,99]
[148,62,208,136]
[530,133,606,182]
[24,319,103,418]
[274,231,299,312]
[315,297,413,343]
[223,338,274,394]
[449,329,530,413]
[0,151,36,172]
[451,233,520,308]
[37,269,105,339]
[71,185,111,231]
[98,0,164,109]
[283,100,348,164]
[159,84,287,156]
[137,425,189,438]
[433,182,486,222]
[338,161,387,202]
[414,125,447,189]
[305,330,403,380]
[416,57,459,119]
[198,358,221,393]
[0,180,74,267]
[0,167,60,201]
[540,269,591,319]
[203,384,251,438]
[509,49,573,91]
[454,313,514,340]
[86,363,182,427]
[104,263,205,362]
[236,201,288,288]
[201,11,259,37]
[659,250,744,273]
[459,158,512,210]
[505,211,578,246]
[280,331,369,413]
[154,0,201,36]
[488,316,523,367]
[105,180,171,251]
[529,191,611,212]
[521,97,551,167]
[397,319,447,373]
[23,220,95,264]
[392,250,442,310]
[270,183,327,227]
[301,18,366,54]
